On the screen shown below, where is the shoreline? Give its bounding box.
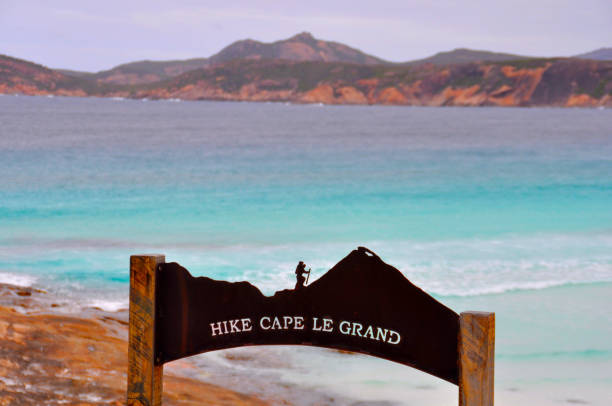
[2,91,611,109]
[0,282,369,406]
[0,282,274,405]
[0,282,273,405]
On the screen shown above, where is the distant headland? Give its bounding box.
[1,32,611,107]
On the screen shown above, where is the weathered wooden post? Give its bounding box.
[127,254,165,406]
[458,311,495,406]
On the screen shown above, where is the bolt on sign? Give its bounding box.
[127,247,495,406]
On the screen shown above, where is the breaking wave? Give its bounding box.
[0,271,37,287]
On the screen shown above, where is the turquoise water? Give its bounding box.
[1,95,611,404]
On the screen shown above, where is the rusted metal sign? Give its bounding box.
[127,247,495,406]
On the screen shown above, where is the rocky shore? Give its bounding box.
[0,283,276,405]
[0,282,375,406]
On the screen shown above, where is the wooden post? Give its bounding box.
[127,254,165,406]
[458,311,495,406]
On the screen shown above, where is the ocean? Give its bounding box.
[1,95,611,405]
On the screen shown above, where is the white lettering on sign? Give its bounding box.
[294,316,305,329]
[312,317,334,332]
[210,318,253,336]
[209,315,401,345]
[339,320,401,345]
[260,315,305,330]
[242,318,253,332]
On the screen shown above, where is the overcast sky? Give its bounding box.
[1,0,610,72]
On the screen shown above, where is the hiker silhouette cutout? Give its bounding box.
[294,261,310,290]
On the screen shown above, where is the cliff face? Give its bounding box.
[128,58,612,107]
[2,54,611,107]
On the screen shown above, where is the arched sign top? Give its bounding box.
[155,247,460,384]
[127,250,494,406]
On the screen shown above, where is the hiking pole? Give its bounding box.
[306,268,311,285]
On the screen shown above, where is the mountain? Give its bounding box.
[406,48,531,66]
[574,47,612,61]
[207,31,387,66]
[59,32,387,86]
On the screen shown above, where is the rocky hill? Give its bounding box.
[71,58,210,85]
[57,37,532,86]
[49,32,611,90]
[58,32,386,86]
[574,47,612,61]
[119,57,612,107]
[0,54,108,96]
[405,48,531,66]
[207,32,386,66]
[2,51,611,107]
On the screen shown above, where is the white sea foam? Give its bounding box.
[0,272,37,287]
[3,233,612,299]
[425,278,612,297]
[87,299,128,312]
[179,236,612,297]
[398,255,612,297]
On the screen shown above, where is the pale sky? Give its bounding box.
[1,0,610,72]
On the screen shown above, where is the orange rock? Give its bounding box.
[376,87,408,104]
[432,85,486,106]
[566,93,597,107]
[98,73,162,86]
[487,85,517,106]
[489,85,513,98]
[335,86,368,104]
[500,64,550,104]
[356,78,379,87]
[0,283,275,406]
[301,84,335,104]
